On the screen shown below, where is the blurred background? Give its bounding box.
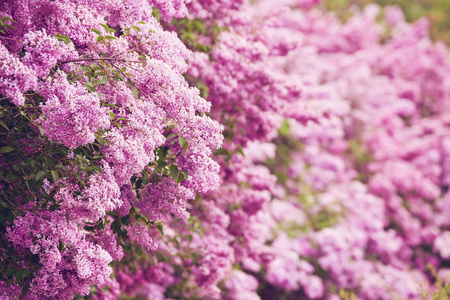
[323,0,450,44]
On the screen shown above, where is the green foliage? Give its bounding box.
[419,265,450,300]
[0,16,16,34]
[55,33,73,45]
[0,19,194,294]
[267,120,345,236]
[0,97,119,292]
[170,17,225,53]
[347,139,372,183]
[339,289,362,300]
[322,0,450,44]
[266,119,303,185]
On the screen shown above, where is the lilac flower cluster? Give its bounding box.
[1,0,222,298]
[112,1,450,299]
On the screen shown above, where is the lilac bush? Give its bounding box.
[0,0,449,299]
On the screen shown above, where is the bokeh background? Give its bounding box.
[323,0,450,43]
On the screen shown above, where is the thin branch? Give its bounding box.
[0,106,40,111]
[110,40,144,59]
[0,36,22,42]
[0,188,22,215]
[20,162,34,195]
[59,58,141,64]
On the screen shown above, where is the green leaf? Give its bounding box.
[5,173,16,181]
[170,165,179,180]
[0,146,14,153]
[187,234,193,242]
[109,111,115,121]
[103,103,119,108]
[176,172,184,184]
[142,174,149,186]
[22,269,30,279]
[121,215,130,226]
[132,86,139,99]
[84,82,96,92]
[51,170,59,181]
[100,23,115,33]
[155,221,164,236]
[0,24,14,32]
[96,36,104,43]
[166,133,176,140]
[1,16,16,23]
[90,28,101,35]
[6,277,13,287]
[236,146,245,157]
[0,120,9,131]
[38,126,45,136]
[178,137,186,147]
[7,213,14,225]
[99,23,109,31]
[97,77,108,85]
[36,171,46,181]
[15,269,23,282]
[111,220,121,233]
[182,170,188,180]
[5,268,16,277]
[278,119,290,136]
[55,34,72,45]
[105,35,117,40]
[21,283,30,298]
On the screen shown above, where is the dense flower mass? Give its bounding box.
[0,0,449,299]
